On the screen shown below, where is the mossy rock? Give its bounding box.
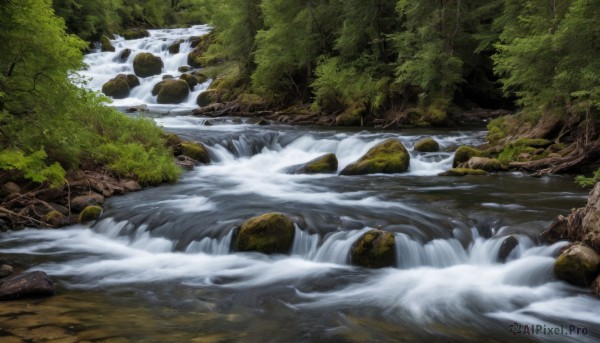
[438,168,488,177]
[122,28,150,40]
[498,235,519,262]
[163,74,174,80]
[414,138,440,152]
[101,74,130,99]
[335,102,365,126]
[179,73,198,90]
[466,157,502,172]
[119,48,132,61]
[286,153,338,174]
[453,146,487,168]
[179,142,210,164]
[168,40,182,54]
[197,90,218,107]
[152,81,164,96]
[161,132,182,148]
[100,36,115,52]
[187,34,213,68]
[235,213,295,254]
[340,139,410,175]
[126,74,140,89]
[554,245,600,287]
[192,71,208,84]
[44,211,69,227]
[156,79,189,104]
[133,53,163,78]
[351,230,396,268]
[178,66,192,73]
[79,205,103,223]
[514,138,552,148]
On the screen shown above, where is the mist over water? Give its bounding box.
[1,26,598,342]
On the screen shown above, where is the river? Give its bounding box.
[0,26,598,343]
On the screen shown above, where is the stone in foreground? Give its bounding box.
[351,230,396,268]
[553,245,600,287]
[0,271,54,300]
[340,139,410,175]
[235,213,295,254]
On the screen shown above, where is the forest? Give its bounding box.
[1,0,599,189]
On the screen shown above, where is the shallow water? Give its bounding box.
[0,27,598,343]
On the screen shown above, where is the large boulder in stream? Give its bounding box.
[285,153,338,174]
[351,230,396,268]
[235,213,295,254]
[102,74,132,99]
[340,139,410,175]
[0,271,54,300]
[133,52,163,78]
[553,245,600,287]
[466,157,502,172]
[414,138,440,152]
[179,73,198,90]
[122,28,150,40]
[153,79,189,104]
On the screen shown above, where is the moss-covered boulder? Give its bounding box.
[340,139,410,175]
[466,157,502,172]
[453,146,487,168]
[101,74,131,99]
[126,74,140,89]
[235,213,295,254]
[155,79,189,104]
[168,40,182,54]
[122,28,150,40]
[335,102,366,126]
[178,66,192,73]
[554,245,600,287]
[197,90,218,107]
[191,71,208,84]
[351,230,396,268]
[179,73,198,90]
[414,138,440,152]
[133,53,163,78]
[100,36,115,52]
[161,132,183,148]
[44,211,69,227]
[79,206,103,223]
[286,153,338,174]
[177,142,210,164]
[438,168,488,177]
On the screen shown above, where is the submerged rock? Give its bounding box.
[340,139,410,175]
[438,168,488,177]
[498,235,519,262]
[0,271,54,300]
[235,213,295,254]
[553,245,600,287]
[414,138,440,152]
[120,48,132,61]
[285,153,338,174]
[351,230,396,268]
[133,52,163,78]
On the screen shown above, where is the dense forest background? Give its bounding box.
[1,0,599,190]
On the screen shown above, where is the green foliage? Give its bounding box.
[576,171,600,188]
[0,149,66,188]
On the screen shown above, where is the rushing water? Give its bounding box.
[0,27,598,343]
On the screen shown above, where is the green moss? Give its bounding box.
[235,213,295,254]
[44,210,67,226]
[101,75,130,99]
[487,116,508,145]
[497,138,551,163]
[514,138,552,148]
[553,245,600,287]
[122,28,150,40]
[156,79,189,104]
[100,36,115,52]
[453,146,487,167]
[335,102,366,126]
[197,90,218,107]
[351,230,396,268]
[300,153,338,174]
[179,74,198,89]
[133,53,163,78]
[438,168,488,176]
[414,138,440,152]
[161,132,182,148]
[340,139,410,175]
[126,74,140,89]
[79,205,102,222]
[180,142,210,164]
